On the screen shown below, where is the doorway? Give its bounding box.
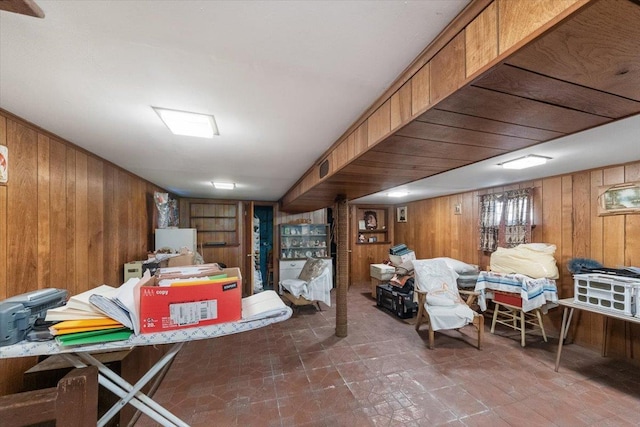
[254,205,274,291]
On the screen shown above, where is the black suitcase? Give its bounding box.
[376,284,394,312]
[376,283,417,319]
[393,290,417,319]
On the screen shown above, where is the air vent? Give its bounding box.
[319,159,330,178]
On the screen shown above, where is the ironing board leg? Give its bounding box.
[62,342,188,427]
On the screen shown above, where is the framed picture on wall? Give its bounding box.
[0,145,7,184]
[597,181,640,216]
[397,206,407,223]
[364,210,377,229]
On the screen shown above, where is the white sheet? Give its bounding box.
[280,265,332,307]
[413,259,475,331]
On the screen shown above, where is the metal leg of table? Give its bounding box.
[602,316,609,357]
[62,342,188,427]
[555,306,574,372]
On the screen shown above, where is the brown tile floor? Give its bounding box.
[135,282,640,426]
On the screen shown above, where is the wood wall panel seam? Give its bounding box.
[37,134,51,289]
[0,116,6,299]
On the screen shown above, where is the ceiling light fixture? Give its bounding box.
[153,107,219,138]
[212,182,235,190]
[387,191,409,198]
[500,154,551,170]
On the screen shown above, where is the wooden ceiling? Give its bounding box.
[280,0,640,213]
[0,0,44,18]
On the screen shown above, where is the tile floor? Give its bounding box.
[135,282,640,426]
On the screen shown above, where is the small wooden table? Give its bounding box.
[554,298,639,372]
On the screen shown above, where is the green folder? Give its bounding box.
[56,327,133,346]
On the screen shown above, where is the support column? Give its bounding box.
[335,195,348,337]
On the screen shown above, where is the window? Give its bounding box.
[479,188,532,252]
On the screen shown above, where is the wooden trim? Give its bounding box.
[282,0,493,191]
[0,0,45,18]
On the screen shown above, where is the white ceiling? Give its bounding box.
[1,1,639,207]
[0,0,468,201]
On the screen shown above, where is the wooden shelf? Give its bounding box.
[355,206,390,245]
[188,202,239,246]
[280,223,330,260]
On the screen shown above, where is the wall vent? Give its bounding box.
[319,159,330,178]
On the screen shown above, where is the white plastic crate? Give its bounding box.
[573,274,640,316]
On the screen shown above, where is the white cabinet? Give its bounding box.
[278,259,333,294]
[279,259,307,280]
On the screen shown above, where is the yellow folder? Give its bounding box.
[51,324,125,336]
[169,276,238,287]
[52,318,123,330]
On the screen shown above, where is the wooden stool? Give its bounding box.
[490,296,547,347]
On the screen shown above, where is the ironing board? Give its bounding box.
[1,302,292,427]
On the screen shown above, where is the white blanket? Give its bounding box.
[413,259,475,331]
[474,271,558,312]
[280,267,332,307]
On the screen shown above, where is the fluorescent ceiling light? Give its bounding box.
[387,191,409,198]
[500,155,551,170]
[153,107,219,138]
[212,182,235,190]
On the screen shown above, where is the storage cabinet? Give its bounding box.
[279,259,308,281]
[279,223,330,260]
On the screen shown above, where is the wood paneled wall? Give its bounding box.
[394,161,640,360]
[0,110,165,395]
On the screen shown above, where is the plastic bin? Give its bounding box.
[573,274,639,316]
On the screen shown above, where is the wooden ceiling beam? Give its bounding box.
[0,0,44,18]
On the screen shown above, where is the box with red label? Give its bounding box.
[139,266,242,333]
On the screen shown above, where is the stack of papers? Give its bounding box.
[45,285,116,321]
[45,273,147,339]
[89,276,142,335]
[241,290,291,322]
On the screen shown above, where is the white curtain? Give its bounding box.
[479,188,532,252]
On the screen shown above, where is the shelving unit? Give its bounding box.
[279,223,330,260]
[189,202,238,246]
[355,207,390,244]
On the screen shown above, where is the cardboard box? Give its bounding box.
[167,252,195,267]
[370,277,384,298]
[389,251,416,266]
[370,263,395,281]
[139,266,242,333]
